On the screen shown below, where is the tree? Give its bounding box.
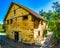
[39,2,60,39]
[39,9,47,19]
[52,2,60,12]
[47,10,55,20]
[52,1,60,19]
[52,2,60,38]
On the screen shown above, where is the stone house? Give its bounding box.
[4,2,47,44]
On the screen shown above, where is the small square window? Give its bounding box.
[7,20,9,24]
[10,19,13,24]
[23,16,28,20]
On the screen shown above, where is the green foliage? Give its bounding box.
[52,2,60,12]
[39,9,47,18]
[48,20,56,31]
[48,19,59,39]
[52,2,60,39]
[44,29,47,35]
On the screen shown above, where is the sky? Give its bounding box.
[0,0,59,24]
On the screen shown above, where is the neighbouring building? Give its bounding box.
[4,2,47,44]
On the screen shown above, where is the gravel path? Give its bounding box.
[0,34,60,48]
[0,35,42,48]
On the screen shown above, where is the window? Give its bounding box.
[14,7,16,15]
[41,21,43,25]
[14,10,16,14]
[23,16,28,20]
[7,20,9,24]
[10,19,13,24]
[38,31,40,36]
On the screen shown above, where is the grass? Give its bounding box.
[0,28,6,33]
[0,28,4,31]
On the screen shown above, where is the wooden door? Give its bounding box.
[14,32,19,41]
